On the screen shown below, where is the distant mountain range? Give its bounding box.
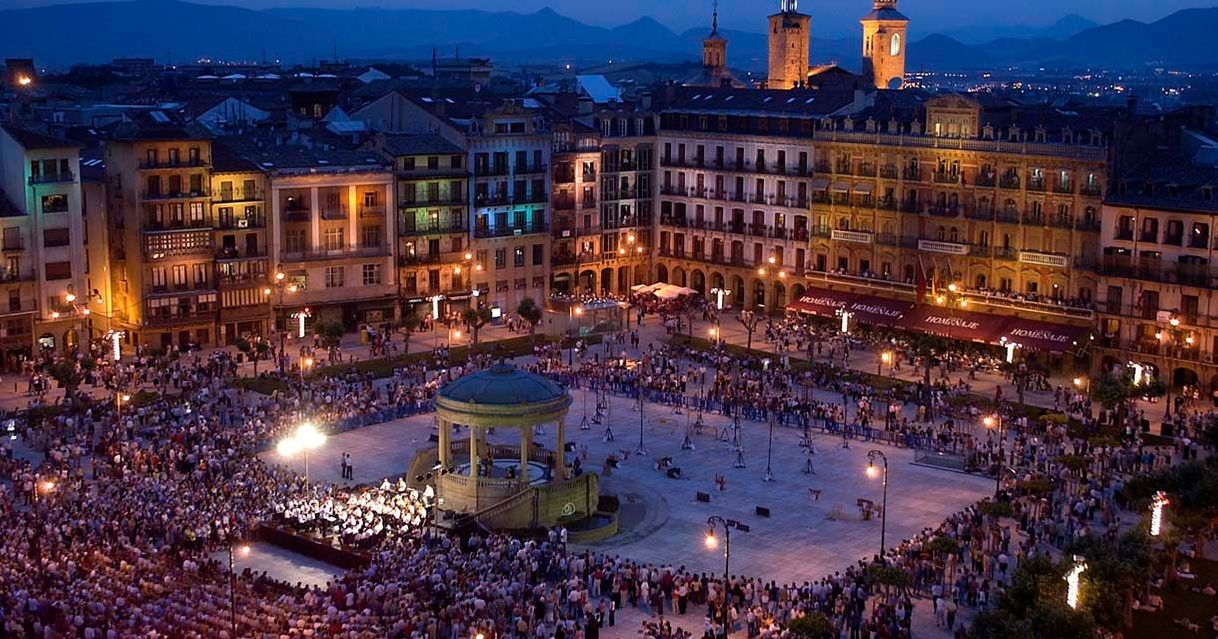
[5,0,1218,72]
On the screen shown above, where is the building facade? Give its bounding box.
[211,144,272,344]
[1097,165,1218,402]
[653,89,1106,350]
[0,125,88,362]
[102,115,219,352]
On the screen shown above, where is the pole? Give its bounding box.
[762,415,774,482]
[880,459,888,560]
[228,543,237,637]
[723,524,731,638]
[994,417,1003,498]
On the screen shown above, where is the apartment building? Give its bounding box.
[371,133,473,319]
[1097,157,1218,401]
[226,137,397,331]
[211,142,272,343]
[550,120,603,294]
[352,92,554,312]
[102,112,217,352]
[0,125,88,362]
[589,108,657,294]
[654,87,1107,357]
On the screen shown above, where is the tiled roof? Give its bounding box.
[1,124,81,150]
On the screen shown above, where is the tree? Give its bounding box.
[315,321,345,349]
[1094,369,1165,412]
[968,554,1095,639]
[908,333,945,394]
[517,297,544,345]
[462,306,493,347]
[785,612,834,639]
[1066,531,1154,631]
[737,309,762,352]
[46,360,83,401]
[398,312,421,355]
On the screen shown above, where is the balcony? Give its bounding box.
[996,209,1020,224]
[400,194,469,207]
[1164,233,1184,247]
[1100,257,1218,288]
[398,251,465,266]
[975,174,997,188]
[281,245,391,262]
[320,205,348,221]
[553,197,577,211]
[1047,214,1073,230]
[932,171,961,184]
[1027,178,1047,192]
[215,247,267,261]
[399,219,468,236]
[28,171,75,185]
[1115,229,1134,241]
[1076,217,1101,232]
[514,163,548,176]
[879,166,899,179]
[1022,211,1044,226]
[143,188,210,201]
[999,176,1021,190]
[218,271,269,286]
[138,157,210,170]
[474,193,512,207]
[2,239,23,251]
[966,207,995,221]
[993,247,1018,260]
[474,165,510,177]
[1139,231,1158,243]
[474,220,548,238]
[143,219,213,232]
[1053,183,1074,195]
[217,215,267,230]
[1080,185,1103,197]
[358,205,386,219]
[215,187,262,203]
[282,208,311,223]
[0,268,35,283]
[513,191,548,205]
[925,205,960,218]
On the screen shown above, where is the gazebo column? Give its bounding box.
[556,417,567,480]
[520,426,532,473]
[438,419,451,468]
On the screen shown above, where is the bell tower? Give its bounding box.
[702,1,727,70]
[767,0,811,89]
[860,0,909,89]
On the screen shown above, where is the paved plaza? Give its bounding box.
[263,383,992,586]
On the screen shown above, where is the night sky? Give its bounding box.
[8,0,1217,36]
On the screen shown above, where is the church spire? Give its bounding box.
[710,0,719,36]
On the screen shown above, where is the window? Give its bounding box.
[151,267,167,288]
[514,246,525,267]
[2,228,22,251]
[189,202,205,224]
[41,194,68,214]
[325,266,345,288]
[44,261,72,281]
[361,225,382,248]
[193,263,207,287]
[532,243,543,265]
[494,249,506,269]
[362,264,382,286]
[172,265,187,286]
[285,229,306,253]
[324,227,344,251]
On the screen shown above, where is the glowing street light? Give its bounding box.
[879,350,892,376]
[1150,491,1169,537]
[277,422,326,481]
[17,75,32,87]
[1065,556,1087,610]
[866,450,889,561]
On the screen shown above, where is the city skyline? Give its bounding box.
[5,0,1217,37]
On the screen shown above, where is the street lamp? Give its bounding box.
[300,356,313,382]
[879,350,892,376]
[227,541,252,637]
[1065,556,1087,610]
[115,392,131,423]
[271,271,301,373]
[866,450,889,562]
[710,287,730,311]
[1150,491,1169,537]
[277,422,326,482]
[984,414,1004,497]
[705,516,749,638]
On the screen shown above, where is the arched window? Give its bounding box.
[978,230,990,247]
[936,225,946,241]
[949,227,959,242]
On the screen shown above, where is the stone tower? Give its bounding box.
[860,0,909,89]
[703,1,727,70]
[767,0,810,89]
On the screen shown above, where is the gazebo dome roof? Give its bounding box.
[438,363,567,406]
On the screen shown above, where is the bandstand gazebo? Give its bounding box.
[431,363,599,530]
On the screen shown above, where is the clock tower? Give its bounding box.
[767,0,811,89]
[860,0,909,90]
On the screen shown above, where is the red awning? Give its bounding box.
[898,306,1006,344]
[787,288,853,319]
[841,294,914,327]
[997,318,1091,353]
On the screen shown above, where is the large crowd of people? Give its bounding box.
[0,306,1210,639]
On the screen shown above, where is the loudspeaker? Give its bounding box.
[696,491,711,503]
[755,506,770,517]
